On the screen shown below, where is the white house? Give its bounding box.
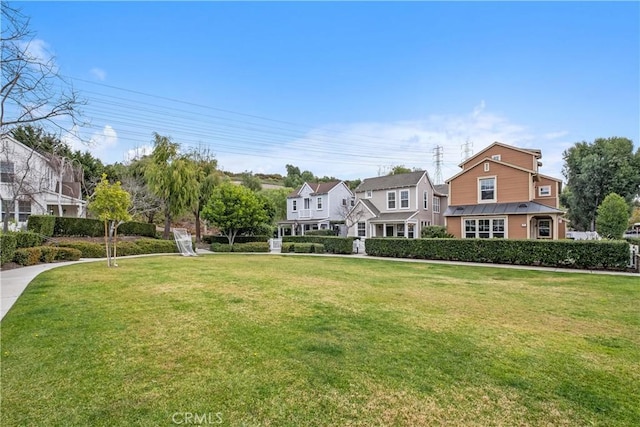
[347,170,448,239]
[0,134,86,230]
[277,181,354,237]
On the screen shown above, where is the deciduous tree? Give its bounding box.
[596,193,630,239]
[202,182,268,247]
[88,174,132,267]
[561,137,640,231]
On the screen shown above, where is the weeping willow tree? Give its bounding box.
[145,133,199,239]
[88,174,131,267]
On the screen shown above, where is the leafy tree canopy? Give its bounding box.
[561,137,640,231]
[596,193,630,239]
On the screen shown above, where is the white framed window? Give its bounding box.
[357,222,366,237]
[464,218,505,238]
[18,200,31,222]
[1,200,14,221]
[292,200,297,211]
[304,198,311,209]
[396,224,405,237]
[365,190,372,199]
[491,154,501,161]
[400,190,409,208]
[538,185,551,197]
[387,191,396,209]
[433,197,440,213]
[484,162,490,172]
[538,219,551,238]
[317,197,323,210]
[423,191,429,210]
[478,177,496,203]
[341,198,347,206]
[350,199,355,207]
[408,224,415,238]
[0,161,15,182]
[421,220,431,228]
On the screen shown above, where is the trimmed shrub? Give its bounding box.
[118,222,156,237]
[54,217,103,237]
[134,239,179,254]
[292,243,326,253]
[210,243,232,252]
[57,239,179,258]
[203,235,270,244]
[281,242,295,253]
[282,236,354,254]
[1,233,17,265]
[55,247,82,261]
[305,229,336,236]
[234,242,270,252]
[13,247,42,266]
[421,226,454,239]
[40,246,58,263]
[57,242,104,258]
[365,238,631,271]
[12,231,45,249]
[27,215,56,237]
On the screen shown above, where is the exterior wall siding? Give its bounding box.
[507,215,529,239]
[449,162,532,205]
[462,145,538,171]
[532,176,561,208]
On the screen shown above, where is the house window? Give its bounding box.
[1,161,15,182]
[408,224,415,238]
[1,200,14,221]
[387,191,396,209]
[421,220,431,228]
[538,186,551,197]
[317,197,323,210]
[292,200,297,211]
[479,177,496,202]
[491,154,501,161]
[538,219,551,238]
[18,200,31,221]
[350,199,355,207]
[357,222,366,237]
[342,198,347,206]
[400,190,409,208]
[423,191,429,210]
[304,198,311,209]
[397,224,405,237]
[433,197,440,213]
[484,162,490,172]
[464,218,505,238]
[365,190,372,199]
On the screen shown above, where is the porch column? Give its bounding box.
[404,222,408,238]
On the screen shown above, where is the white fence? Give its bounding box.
[269,238,282,252]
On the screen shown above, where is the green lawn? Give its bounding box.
[1,255,639,426]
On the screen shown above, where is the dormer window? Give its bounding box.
[491,154,501,161]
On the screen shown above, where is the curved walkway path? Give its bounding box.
[1,250,637,321]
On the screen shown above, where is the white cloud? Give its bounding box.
[124,145,154,163]
[89,125,118,149]
[17,39,53,65]
[90,67,107,81]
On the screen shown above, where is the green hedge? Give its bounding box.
[50,216,157,237]
[203,235,270,244]
[282,236,355,254]
[281,242,326,253]
[27,215,56,237]
[210,242,270,252]
[365,238,631,271]
[305,230,336,236]
[13,246,82,266]
[11,231,45,249]
[56,239,178,258]
[1,234,17,265]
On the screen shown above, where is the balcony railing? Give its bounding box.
[299,209,311,218]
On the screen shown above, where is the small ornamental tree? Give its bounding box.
[596,193,630,240]
[88,174,132,266]
[202,182,268,247]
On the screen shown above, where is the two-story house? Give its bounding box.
[443,141,565,239]
[347,170,448,239]
[277,181,354,237]
[1,134,86,230]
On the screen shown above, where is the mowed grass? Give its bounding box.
[1,255,639,426]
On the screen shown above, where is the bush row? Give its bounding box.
[210,242,270,252]
[57,239,179,258]
[304,229,337,236]
[1,234,17,265]
[281,242,326,254]
[27,215,156,238]
[365,238,631,270]
[13,246,82,266]
[282,236,356,254]
[203,235,270,244]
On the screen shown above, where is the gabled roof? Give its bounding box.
[446,157,536,183]
[355,170,427,192]
[444,201,564,217]
[288,181,343,198]
[369,211,419,223]
[434,184,449,196]
[459,141,541,168]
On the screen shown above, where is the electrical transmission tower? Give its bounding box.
[432,145,443,184]
[461,138,473,161]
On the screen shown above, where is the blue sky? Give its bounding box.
[11,1,640,183]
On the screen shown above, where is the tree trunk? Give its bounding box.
[104,220,111,267]
[163,212,171,239]
[194,210,201,243]
[112,221,118,267]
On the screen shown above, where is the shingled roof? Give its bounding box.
[444,201,564,217]
[355,170,427,192]
[288,181,342,198]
